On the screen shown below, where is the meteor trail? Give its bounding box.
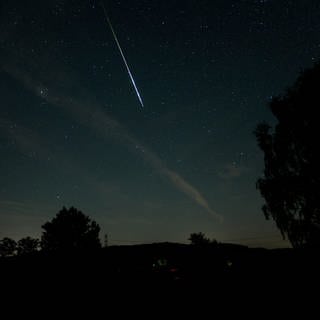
[100,1,144,108]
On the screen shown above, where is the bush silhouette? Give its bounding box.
[189,232,217,246]
[17,237,40,256]
[0,237,17,257]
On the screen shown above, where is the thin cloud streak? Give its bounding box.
[0,117,124,204]
[2,57,222,221]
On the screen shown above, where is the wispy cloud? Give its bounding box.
[0,200,34,213]
[218,163,249,180]
[0,200,54,223]
[0,118,49,159]
[1,54,222,221]
[0,117,126,204]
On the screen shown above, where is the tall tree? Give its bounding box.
[41,207,101,252]
[255,62,320,248]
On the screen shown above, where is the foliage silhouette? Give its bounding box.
[0,237,17,257]
[17,237,40,256]
[188,232,217,246]
[41,206,101,252]
[255,61,320,248]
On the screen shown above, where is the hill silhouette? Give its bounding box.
[1,207,319,310]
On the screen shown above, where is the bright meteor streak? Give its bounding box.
[100,1,144,108]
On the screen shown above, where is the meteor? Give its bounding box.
[100,1,144,108]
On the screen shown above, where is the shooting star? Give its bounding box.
[100,1,144,108]
[2,57,222,222]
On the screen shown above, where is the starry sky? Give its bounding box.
[1,0,320,247]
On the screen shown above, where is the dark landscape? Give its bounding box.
[1,1,320,304]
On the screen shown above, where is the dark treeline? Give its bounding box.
[0,207,319,295]
[0,209,319,315]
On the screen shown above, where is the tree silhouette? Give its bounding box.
[189,232,214,246]
[0,237,17,257]
[17,237,40,256]
[255,62,320,248]
[41,206,101,252]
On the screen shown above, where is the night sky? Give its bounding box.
[1,0,319,247]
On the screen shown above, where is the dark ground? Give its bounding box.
[1,242,319,311]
